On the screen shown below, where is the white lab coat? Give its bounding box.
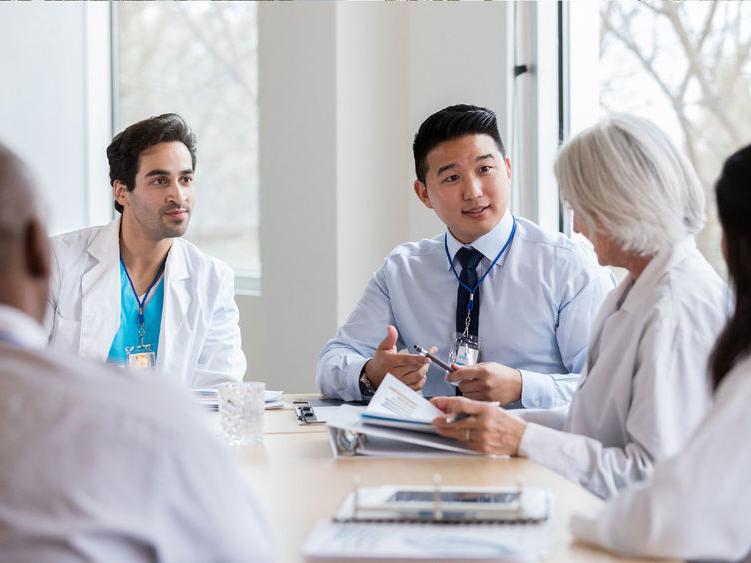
[570,353,751,561]
[517,238,729,498]
[46,218,246,388]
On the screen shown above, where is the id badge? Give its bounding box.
[126,344,156,370]
[447,333,480,386]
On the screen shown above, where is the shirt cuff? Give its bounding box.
[346,356,370,401]
[517,421,556,459]
[519,370,556,409]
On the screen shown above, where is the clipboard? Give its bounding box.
[326,405,481,458]
[335,484,551,524]
[303,479,553,560]
[294,398,369,425]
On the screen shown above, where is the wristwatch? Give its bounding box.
[359,363,376,398]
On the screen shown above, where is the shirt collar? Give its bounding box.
[619,237,698,314]
[0,305,47,349]
[445,210,514,270]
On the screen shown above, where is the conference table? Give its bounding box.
[228,396,671,563]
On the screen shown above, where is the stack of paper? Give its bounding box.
[190,388,285,411]
[304,519,550,561]
[360,374,445,433]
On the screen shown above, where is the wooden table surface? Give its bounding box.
[228,397,669,563]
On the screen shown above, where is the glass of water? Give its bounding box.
[218,382,265,446]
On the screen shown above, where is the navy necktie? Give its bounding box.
[455,246,484,337]
[454,247,483,397]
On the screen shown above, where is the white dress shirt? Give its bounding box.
[518,238,728,498]
[571,353,751,561]
[0,305,272,563]
[317,212,615,405]
[46,218,246,388]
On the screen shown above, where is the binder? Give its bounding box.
[326,405,481,458]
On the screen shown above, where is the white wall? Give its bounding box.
[0,2,111,234]
[335,3,411,323]
[406,3,511,242]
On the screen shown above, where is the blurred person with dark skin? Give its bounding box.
[46,114,245,387]
[317,104,614,407]
[570,143,751,561]
[432,115,727,499]
[0,142,272,562]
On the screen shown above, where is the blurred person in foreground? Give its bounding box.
[432,114,728,499]
[570,144,751,561]
[0,142,272,562]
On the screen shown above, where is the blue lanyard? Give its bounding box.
[444,216,517,313]
[120,257,166,346]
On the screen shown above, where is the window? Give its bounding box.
[596,1,751,276]
[115,2,260,291]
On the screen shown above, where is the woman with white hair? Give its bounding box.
[431,114,728,499]
[571,143,751,561]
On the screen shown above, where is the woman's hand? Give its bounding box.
[431,396,527,455]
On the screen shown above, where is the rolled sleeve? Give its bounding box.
[316,263,396,400]
[520,370,577,408]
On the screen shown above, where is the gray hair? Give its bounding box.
[0,142,45,270]
[555,114,706,256]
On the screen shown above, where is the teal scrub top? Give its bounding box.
[107,261,165,365]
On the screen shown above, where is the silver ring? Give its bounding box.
[464,428,471,442]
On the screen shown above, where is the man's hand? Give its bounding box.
[430,396,526,456]
[446,362,523,404]
[364,325,435,391]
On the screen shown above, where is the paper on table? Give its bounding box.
[308,406,342,423]
[264,389,283,403]
[366,373,444,423]
[190,388,284,411]
[303,519,549,561]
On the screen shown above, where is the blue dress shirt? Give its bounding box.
[316,212,615,406]
[107,262,165,365]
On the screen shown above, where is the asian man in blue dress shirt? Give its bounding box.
[316,104,614,407]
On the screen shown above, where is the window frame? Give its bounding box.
[109,2,262,296]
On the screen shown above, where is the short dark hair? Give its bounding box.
[412,104,506,184]
[107,113,197,213]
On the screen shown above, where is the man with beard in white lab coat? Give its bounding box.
[0,141,272,562]
[46,114,246,388]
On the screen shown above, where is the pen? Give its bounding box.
[445,402,500,424]
[413,344,456,373]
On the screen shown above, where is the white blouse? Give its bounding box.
[571,353,751,561]
[517,238,729,498]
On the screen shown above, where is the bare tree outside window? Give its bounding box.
[117,2,260,285]
[600,0,751,276]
